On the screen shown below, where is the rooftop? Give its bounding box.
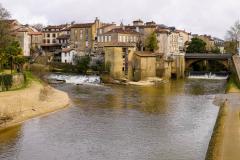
[105,28,139,35]
[135,51,163,57]
[71,23,94,28]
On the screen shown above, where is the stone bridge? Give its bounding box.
[185,53,232,70]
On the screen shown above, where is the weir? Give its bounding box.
[188,71,229,80]
[47,74,101,85]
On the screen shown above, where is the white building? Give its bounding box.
[61,48,77,64]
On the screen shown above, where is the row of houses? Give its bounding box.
[4,18,226,80]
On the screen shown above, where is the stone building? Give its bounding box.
[70,17,102,54]
[13,25,41,57]
[29,31,43,49]
[104,43,136,80]
[61,48,77,64]
[97,28,140,47]
[125,19,158,51]
[132,51,164,81]
[194,34,215,52]
[41,25,67,52]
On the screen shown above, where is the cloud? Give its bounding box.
[1,0,240,39]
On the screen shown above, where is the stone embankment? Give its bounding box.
[0,80,70,131]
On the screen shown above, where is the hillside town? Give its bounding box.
[3,17,227,82]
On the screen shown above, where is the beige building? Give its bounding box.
[156,28,191,56]
[70,18,102,53]
[132,51,163,81]
[195,35,215,52]
[125,20,158,51]
[97,28,140,47]
[13,25,40,57]
[104,43,136,80]
[29,32,43,49]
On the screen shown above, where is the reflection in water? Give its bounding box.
[0,125,22,159]
[0,79,226,160]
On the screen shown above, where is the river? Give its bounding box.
[0,78,226,160]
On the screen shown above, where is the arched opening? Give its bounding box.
[187,60,228,72]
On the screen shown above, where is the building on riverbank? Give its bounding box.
[104,43,136,80]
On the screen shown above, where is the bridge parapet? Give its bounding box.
[185,53,232,60]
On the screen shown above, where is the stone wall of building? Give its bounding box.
[104,46,135,80]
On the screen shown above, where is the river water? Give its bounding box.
[0,78,226,160]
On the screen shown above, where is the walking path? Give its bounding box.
[221,93,240,160]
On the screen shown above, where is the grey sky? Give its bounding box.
[1,0,240,39]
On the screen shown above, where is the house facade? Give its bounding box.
[104,43,136,80]
[61,48,77,64]
[70,17,102,53]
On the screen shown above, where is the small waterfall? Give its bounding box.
[47,74,101,85]
[188,71,228,80]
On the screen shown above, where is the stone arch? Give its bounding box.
[185,59,229,70]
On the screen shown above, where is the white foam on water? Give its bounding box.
[188,73,228,80]
[48,74,101,85]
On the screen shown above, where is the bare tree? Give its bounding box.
[0,3,10,20]
[226,20,240,41]
[32,23,44,31]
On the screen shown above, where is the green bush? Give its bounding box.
[0,74,13,91]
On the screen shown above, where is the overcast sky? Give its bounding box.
[1,0,240,39]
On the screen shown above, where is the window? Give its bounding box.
[97,36,100,42]
[123,36,126,42]
[80,30,83,40]
[101,36,104,42]
[53,39,56,43]
[119,35,122,42]
[105,36,108,42]
[126,36,129,42]
[53,34,56,38]
[134,36,136,42]
[108,35,112,42]
[130,36,133,42]
[47,34,50,38]
[47,39,50,43]
[43,39,46,43]
[122,67,125,71]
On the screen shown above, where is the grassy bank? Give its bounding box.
[226,76,240,93]
[205,102,227,160]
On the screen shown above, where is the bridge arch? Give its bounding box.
[185,59,229,70]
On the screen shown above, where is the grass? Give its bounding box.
[226,76,240,93]
[205,103,227,160]
[0,69,17,75]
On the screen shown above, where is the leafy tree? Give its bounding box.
[224,41,238,54]
[91,59,105,73]
[145,32,159,52]
[186,38,207,53]
[75,56,90,74]
[211,47,221,54]
[14,55,27,72]
[0,4,13,70]
[5,41,22,73]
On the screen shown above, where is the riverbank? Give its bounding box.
[206,80,240,160]
[0,73,70,131]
